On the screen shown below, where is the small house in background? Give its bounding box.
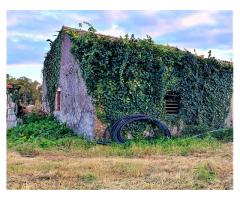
[42,26,233,139]
[7,84,21,128]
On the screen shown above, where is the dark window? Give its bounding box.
[164,91,180,114]
[56,90,61,111]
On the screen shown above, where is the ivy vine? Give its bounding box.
[43,31,64,113]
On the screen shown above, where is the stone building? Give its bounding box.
[42,26,233,139]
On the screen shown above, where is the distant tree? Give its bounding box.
[6,74,42,107]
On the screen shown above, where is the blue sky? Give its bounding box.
[7,10,232,83]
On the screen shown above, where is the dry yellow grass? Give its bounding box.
[7,143,232,190]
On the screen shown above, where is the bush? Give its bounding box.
[181,124,209,137]
[7,116,75,145]
[21,111,52,125]
[207,128,233,142]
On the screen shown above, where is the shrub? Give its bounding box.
[21,111,52,125]
[181,124,209,137]
[207,128,233,142]
[7,116,75,145]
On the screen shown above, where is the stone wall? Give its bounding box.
[41,76,50,113]
[225,96,233,128]
[169,95,233,135]
[54,34,95,139]
[7,94,18,129]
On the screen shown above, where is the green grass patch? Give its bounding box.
[193,161,219,189]
[79,173,97,183]
[206,128,233,142]
[15,142,40,157]
[7,115,231,157]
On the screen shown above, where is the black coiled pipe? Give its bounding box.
[108,114,171,144]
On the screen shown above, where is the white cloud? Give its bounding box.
[139,10,159,17]
[168,42,232,61]
[11,38,20,43]
[137,18,180,38]
[98,24,126,37]
[179,11,219,28]
[7,17,19,27]
[138,11,221,38]
[7,63,43,69]
[8,31,51,42]
[204,48,232,61]
[12,43,28,50]
[39,11,61,19]
[104,11,129,21]
[143,20,173,37]
[67,13,98,24]
[7,11,44,27]
[192,48,232,61]
[207,28,232,36]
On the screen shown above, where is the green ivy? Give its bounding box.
[43,25,233,132]
[42,31,63,113]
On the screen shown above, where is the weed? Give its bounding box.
[193,161,219,189]
[79,173,97,183]
[181,124,209,137]
[21,111,51,125]
[180,149,189,156]
[207,128,233,142]
[16,143,40,157]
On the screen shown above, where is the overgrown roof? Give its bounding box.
[62,25,118,40]
[61,25,232,67]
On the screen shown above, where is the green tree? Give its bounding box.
[7,74,42,107]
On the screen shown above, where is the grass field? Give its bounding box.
[7,115,233,189]
[7,140,232,189]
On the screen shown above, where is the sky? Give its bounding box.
[7,10,232,83]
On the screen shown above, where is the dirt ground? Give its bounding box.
[7,143,232,190]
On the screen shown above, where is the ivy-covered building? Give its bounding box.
[42,26,233,139]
